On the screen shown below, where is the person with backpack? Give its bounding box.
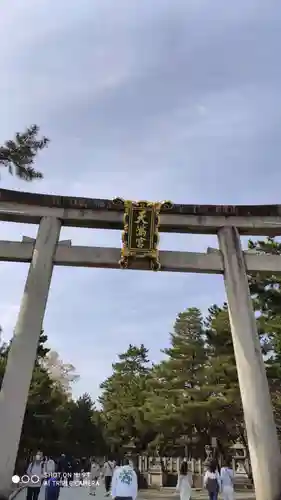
[102,457,115,496]
[203,462,221,500]
[220,459,235,500]
[25,453,44,500]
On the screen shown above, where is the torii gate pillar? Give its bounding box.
[218,226,281,500]
[0,217,61,496]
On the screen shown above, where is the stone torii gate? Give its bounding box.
[0,189,281,500]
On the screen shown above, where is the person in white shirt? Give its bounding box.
[103,458,115,496]
[220,460,234,500]
[44,456,56,475]
[176,460,192,500]
[25,453,44,500]
[90,458,101,496]
[203,462,221,500]
[111,458,138,500]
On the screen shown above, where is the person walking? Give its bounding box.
[89,458,101,496]
[44,456,56,476]
[103,457,115,496]
[203,462,221,500]
[65,459,74,486]
[26,453,44,500]
[58,454,66,471]
[57,454,67,483]
[220,460,235,500]
[176,461,192,500]
[111,458,138,500]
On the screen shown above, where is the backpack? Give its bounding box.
[206,476,219,493]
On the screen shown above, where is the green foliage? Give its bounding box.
[248,237,281,435]
[36,330,50,362]
[0,125,49,181]
[99,344,154,453]
[248,237,281,337]
[98,241,281,459]
[144,308,208,453]
[0,328,106,465]
[64,393,106,458]
[203,306,243,449]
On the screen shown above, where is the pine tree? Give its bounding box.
[0,125,48,181]
[99,344,153,453]
[65,394,106,458]
[144,308,210,455]
[248,237,281,436]
[248,237,281,318]
[204,299,281,469]
[203,305,243,453]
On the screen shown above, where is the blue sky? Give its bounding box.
[0,0,280,400]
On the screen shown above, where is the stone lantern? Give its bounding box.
[123,439,137,467]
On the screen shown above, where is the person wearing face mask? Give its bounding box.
[26,453,44,500]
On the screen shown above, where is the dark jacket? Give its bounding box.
[45,478,60,500]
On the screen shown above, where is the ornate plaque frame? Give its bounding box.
[113,198,172,271]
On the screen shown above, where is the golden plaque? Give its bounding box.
[113,198,173,271]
